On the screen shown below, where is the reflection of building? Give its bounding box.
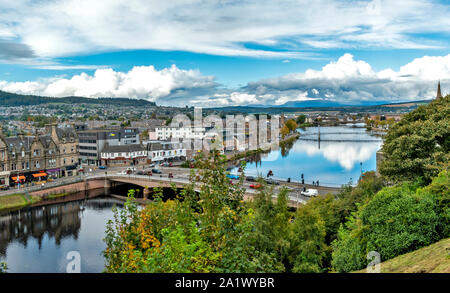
[0,124,79,187]
[0,201,82,255]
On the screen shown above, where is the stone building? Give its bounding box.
[0,124,79,187]
[48,124,79,177]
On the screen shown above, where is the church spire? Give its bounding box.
[436,80,443,99]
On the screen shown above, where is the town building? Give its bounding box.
[77,127,140,166]
[145,141,187,162]
[100,143,148,167]
[154,126,209,141]
[0,124,79,187]
[47,124,79,177]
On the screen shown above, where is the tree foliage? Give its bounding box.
[379,95,450,184]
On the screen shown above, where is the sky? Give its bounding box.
[0,0,449,107]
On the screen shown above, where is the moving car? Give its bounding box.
[264,178,280,185]
[99,166,107,169]
[301,189,318,197]
[249,183,262,189]
[152,168,162,174]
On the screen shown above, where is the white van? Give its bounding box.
[301,189,318,197]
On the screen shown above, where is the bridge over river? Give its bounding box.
[85,169,341,208]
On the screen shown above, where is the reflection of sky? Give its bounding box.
[237,126,382,187]
[1,206,116,273]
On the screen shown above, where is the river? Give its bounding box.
[232,125,383,187]
[0,196,124,273]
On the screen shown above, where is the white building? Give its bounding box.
[100,143,148,166]
[155,126,211,140]
[145,141,187,162]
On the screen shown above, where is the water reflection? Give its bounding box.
[0,195,124,273]
[234,126,382,187]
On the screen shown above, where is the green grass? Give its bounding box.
[0,192,70,212]
[355,238,450,273]
[46,192,69,199]
[0,194,30,211]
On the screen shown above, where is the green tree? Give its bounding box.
[289,207,327,273]
[103,151,282,273]
[280,125,290,138]
[285,119,298,132]
[331,217,366,273]
[379,96,449,184]
[361,184,440,261]
[296,115,306,125]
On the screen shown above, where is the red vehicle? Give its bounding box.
[250,183,262,189]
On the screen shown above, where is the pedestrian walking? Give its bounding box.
[317,180,319,186]
[312,180,315,186]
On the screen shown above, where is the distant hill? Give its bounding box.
[212,99,432,114]
[0,90,156,107]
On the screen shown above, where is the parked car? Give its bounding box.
[250,183,262,189]
[226,174,240,180]
[264,178,279,185]
[301,189,318,197]
[0,185,10,191]
[152,168,162,174]
[245,176,256,182]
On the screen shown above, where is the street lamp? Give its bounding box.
[360,162,363,181]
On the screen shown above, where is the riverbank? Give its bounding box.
[228,132,300,162]
[0,177,107,213]
[0,191,72,213]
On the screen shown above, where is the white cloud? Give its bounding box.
[0,65,216,103]
[1,53,449,106]
[275,92,316,105]
[244,53,450,104]
[293,140,382,170]
[0,0,448,60]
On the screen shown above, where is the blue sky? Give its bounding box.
[0,0,449,107]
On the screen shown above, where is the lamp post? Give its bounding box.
[360,161,363,175]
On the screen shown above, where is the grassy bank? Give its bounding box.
[0,192,70,212]
[354,238,450,273]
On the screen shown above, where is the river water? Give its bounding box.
[0,196,124,273]
[0,125,382,273]
[232,125,383,187]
